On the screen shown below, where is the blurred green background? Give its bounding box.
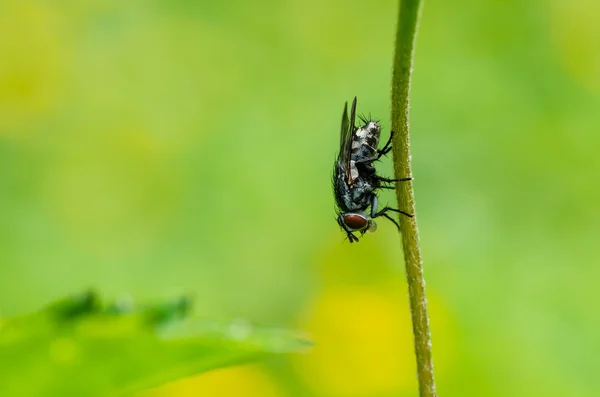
[1,0,600,396]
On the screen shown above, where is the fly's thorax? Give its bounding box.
[347,177,374,210]
[334,168,373,213]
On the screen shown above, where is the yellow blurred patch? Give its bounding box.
[293,286,416,397]
[550,0,600,92]
[0,2,67,136]
[302,234,456,396]
[140,365,283,397]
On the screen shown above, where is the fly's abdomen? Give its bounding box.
[351,121,381,161]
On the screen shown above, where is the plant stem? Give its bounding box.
[390,1,436,397]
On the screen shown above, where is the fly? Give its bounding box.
[333,96,413,243]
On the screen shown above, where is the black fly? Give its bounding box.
[333,97,413,243]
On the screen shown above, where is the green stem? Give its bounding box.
[390,1,436,397]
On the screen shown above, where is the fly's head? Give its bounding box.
[337,212,378,243]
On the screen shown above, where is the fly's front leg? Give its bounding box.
[375,206,413,219]
[369,194,379,218]
[346,231,359,243]
[369,195,413,231]
[370,194,400,231]
[338,216,360,243]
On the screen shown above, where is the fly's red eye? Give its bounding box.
[343,214,368,230]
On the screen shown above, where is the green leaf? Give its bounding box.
[0,291,310,397]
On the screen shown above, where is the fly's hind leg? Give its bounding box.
[369,195,413,232]
[377,129,395,157]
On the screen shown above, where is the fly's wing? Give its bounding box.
[339,97,357,184]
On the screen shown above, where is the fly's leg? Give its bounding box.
[370,195,402,231]
[382,213,400,230]
[376,207,414,219]
[354,151,387,164]
[376,176,412,190]
[369,195,413,231]
[339,226,356,243]
[377,129,395,156]
[346,231,359,243]
[377,176,412,183]
[338,214,361,243]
